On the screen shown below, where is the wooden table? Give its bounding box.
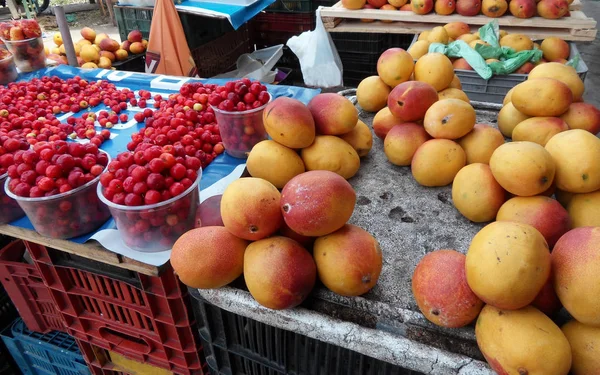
[0,224,164,276]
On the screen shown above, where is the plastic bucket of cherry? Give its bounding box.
[4,151,111,239]
[0,53,17,85]
[1,37,46,73]
[0,173,24,224]
[211,94,271,159]
[97,171,201,253]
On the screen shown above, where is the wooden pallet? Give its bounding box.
[320,1,597,41]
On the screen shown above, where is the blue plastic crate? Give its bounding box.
[1,318,89,375]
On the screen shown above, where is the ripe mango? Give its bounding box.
[452,163,506,222]
[561,320,600,374]
[301,135,360,180]
[263,97,315,148]
[247,140,305,188]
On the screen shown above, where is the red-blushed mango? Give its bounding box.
[339,120,373,158]
[537,0,568,18]
[489,142,555,197]
[356,76,391,112]
[281,171,356,237]
[444,22,470,39]
[529,62,585,102]
[482,0,508,17]
[476,305,572,375]
[452,163,506,222]
[497,102,530,137]
[511,78,573,117]
[376,48,414,87]
[457,124,505,164]
[301,135,360,179]
[452,57,473,70]
[423,98,476,139]
[220,178,283,240]
[171,226,248,289]
[437,88,469,102]
[500,33,533,52]
[515,61,535,74]
[246,140,305,188]
[552,227,600,326]
[512,116,569,146]
[560,102,600,134]
[540,37,570,61]
[279,220,314,248]
[561,320,600,375]
[456,0,481,15]
[411,139,466,186]
[496,196,571,248]
[566,189,600,228]
[435,0,456,15]
[263,97,316,148]
[412,249,484,328]
[373,107,406,139]
[466,221,551,309]
[532,277,563,317]
[509,0,536,17]
[387,81,438,122]
[414,53,454,91]
[308,93,358,135]
[80,27,96,42]
[244,237,316,310]
[412,0,434,14]
[313,224,382,297]
[545,129,600,193]
[196,195,224,227]
[384,124,430,166]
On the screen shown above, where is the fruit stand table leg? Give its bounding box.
[5,0,20,19]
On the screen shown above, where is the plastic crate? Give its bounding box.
[0,286,20,375]
[114,6,153,41]
[252,12,315,34]
[0,240,65,334]
[331,33,386,55]
[192,297,419,375]
[1,318,88,375]
[25,241,205,375]
[112,53,145,73]
[265,0,313,13]
[192,25,252,78]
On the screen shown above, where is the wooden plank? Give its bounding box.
[320,2,596,29]
[570,0,582,11]
[0,224,163,276]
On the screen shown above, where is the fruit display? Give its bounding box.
[0,48,17,85]
[0,20,45,72]
[170,170,383,309]
[342,0,571,19]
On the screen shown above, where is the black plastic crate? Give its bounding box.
[384,34,415,50]
[192,296,418,375]
[112,53,145,73]
[331,32,386,55]
[343,70,374,87]
[265,0,313,13]
[0,287,27,374]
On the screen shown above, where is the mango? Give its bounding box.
[412,0,434,14]
[511,78,573,117]
[244,237,316,310]
[561,320,600,374]
[80,27,96,42]
[387,80,439,122]
[411,139,466,186]
[502,87,514,106]
[373,107,405,139]
[443,22,470,39]
[552,227,600,326]
[452,163,506,222]
[279,220,314,248]
[356,76,391,112]
[220,178,283,240]
[511,116,569,146]
[384,123,430,166]
[500,33,533,52]
[423,98,476,139]
[339,120,373,157]
[437,88,469,102]
[497,102,530,137]
[490,142,555,197]
[457,33,479,43]
[196,195,224,227]
[566,190,600,228]
[537,0,569,18]
[560,102,600,134]
[263,97,316,148]
[412,249,484,328]
[532,277,562,316]
[457,124,505,164]
[414,53,454,91]
[528,62,585,102]
[407,40,430,59]
[314,224,382,297]
[376,48,414,87]
[482,0,507,16]
[308,93,358,135]
[435,0,456,15]
[496,196,571,248]
[456,0,482,15]
[427,26,449,44]
[281,171,356,237]
[247,140,305,188]
[545,129,600,193]
[301,135,360,179]
[509,0,536,17]
[342,0,366,8]
[99,38,120,52]
[540,37,570,61]
[466,221,551,309]
[449,74,462,89]
[476,305,572,375]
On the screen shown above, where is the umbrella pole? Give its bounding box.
[54,6,79,67]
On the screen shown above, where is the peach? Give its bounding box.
[414,53,454,91]
[314,224,382,296]
[373,107,406,139]
[196,195,224,227]
[541,37,570,61]
[529,63,585,102]
[263,97,315,148]
[496,196,571,248]
[456,0,481,15]
[412,249,484,328]
[171,226,248,289]
[452,57,473,70]
[221,177,283,240]
[512,117,569,146]
[512,78,573,117]
[376,48,414,87]
[500,34,533,52]
[509,0,536,17]
[482,0,507,16]
[449,74,462,89]
[515,61,535,74]
[129,42,145,54]
[560,103,600,134]
[561,321,600,374]
[435,0,456,14]
[437,88,469,102]
[444,22,471,39]
[452,163,506,222]
[115,49,128,61]
[411,139,466,186]
[244,237,316,310]
[356,76,391,112]
[301,135,360,179]
[247,140,305,188]
[407,40,431,59]
[281,171,356,237]
[537,0,568,18]
[384,123,431,166]
[387,81,438,122]
[127,29,143,43]
[412,0,434,13]
[342,0,366,9]
[552,227,600,326]
[99,50,115,62]
[458,124,505,164]
[339,120,373,157]
[423,98,476,139]
[308,93,358,135]
[566,190,600,228]
[498,102,530,137]
[532,277,563,317]
[80,27,96,42]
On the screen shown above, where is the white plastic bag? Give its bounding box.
[287,8,343,88]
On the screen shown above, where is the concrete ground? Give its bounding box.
[578,0,600,107]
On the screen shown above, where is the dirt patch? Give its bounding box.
[39,9,112,32]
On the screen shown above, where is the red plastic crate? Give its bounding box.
[252,12,315,34]
[0,240,65,333]
[24,241,206,375]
